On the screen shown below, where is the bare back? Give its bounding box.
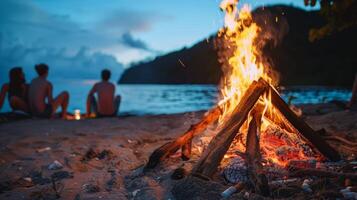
[90,81,115,115]
[28,77,51,114]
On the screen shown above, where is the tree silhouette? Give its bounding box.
[305,0,357,41]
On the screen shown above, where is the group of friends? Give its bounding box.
[1,64,357,120]
[0,64,121,119]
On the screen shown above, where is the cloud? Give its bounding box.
[0,0,83,48]
[0,0,162,78]
[119,32,153,52]
[0,35,124,82]
[97,9,165,34]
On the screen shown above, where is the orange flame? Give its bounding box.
[218,2,272,122]
[218,0,316,167]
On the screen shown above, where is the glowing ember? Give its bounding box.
[217,0,317,167]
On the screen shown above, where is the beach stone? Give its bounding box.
[15,177,34,188]
[172,176,244,200]
[81,148,98,162]
[223,156,248,184]
[30,171,51,185]
[51,171,73,181]
[48,160,63,170]
[125,176,164,200]
[97,149,114,160]
[83,183,100,193]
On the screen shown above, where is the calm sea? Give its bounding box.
[0,79,352,116]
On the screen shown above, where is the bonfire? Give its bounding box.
[144,0,355,198]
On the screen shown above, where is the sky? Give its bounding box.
[0,0,316,82]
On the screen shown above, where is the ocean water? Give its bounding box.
[0,79,352,116]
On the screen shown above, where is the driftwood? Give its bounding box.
[192,79,268,178]
[245,106,270,196]
[263,81,341,161]
[289,168,357,180]
[323,135,357,154]
[145,106,222,170]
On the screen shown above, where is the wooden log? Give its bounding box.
[181,137,192,161]
[289,168,357,180]
[191,79,268,178]
[323,135,357,147]
[245,106,270,196]
[144,106,222,170]
[263,80,341,161]
[245,106,263,161]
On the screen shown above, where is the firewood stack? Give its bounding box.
[145,78,343,197]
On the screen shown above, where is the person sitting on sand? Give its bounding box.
[0,67,29,113]
[86,69,121,117]
[28,63,70,119]
[348,73,357,109]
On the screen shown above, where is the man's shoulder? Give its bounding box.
[30,77,52,86]
[93,82,101,87]
[46,80,53,87]
[109,82,115,87]
[97,81,115,87]
[40,78,52,86]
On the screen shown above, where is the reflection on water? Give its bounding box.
[116,85,218,115]
[280,86,351,105]
[0,79,352,116]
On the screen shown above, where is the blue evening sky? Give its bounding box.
[0,0,317,82]
[32,0,314,64]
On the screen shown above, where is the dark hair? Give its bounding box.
[101,69,111,81]
[9,67,26,98]
[35,63,49,76]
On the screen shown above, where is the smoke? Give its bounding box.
[253,8,290,48]
[214,6,290,87]
[253,8,290,86]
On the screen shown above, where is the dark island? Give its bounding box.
[119,5,357,86]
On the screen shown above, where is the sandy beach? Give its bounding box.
[0,103,356,200]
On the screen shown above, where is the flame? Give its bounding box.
[218,2,272,121]
[217,0,316,167]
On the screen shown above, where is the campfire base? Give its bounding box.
[146,78,347,199]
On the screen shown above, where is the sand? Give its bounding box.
[0,103,356,200]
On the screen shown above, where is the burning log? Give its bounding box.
[192,79,268,178]
[245,106,270,196]
[264,80,341,161]
[144,106,222,170]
